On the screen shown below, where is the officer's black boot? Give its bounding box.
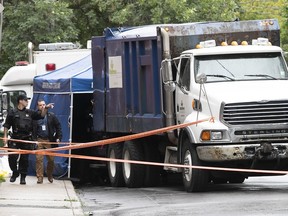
[10,172,19,183]
[20,174,26,185]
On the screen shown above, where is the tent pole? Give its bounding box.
[68,93,74,178]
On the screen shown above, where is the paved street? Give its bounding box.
[76,174,288,216]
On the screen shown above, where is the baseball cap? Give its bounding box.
[17,94,31,103]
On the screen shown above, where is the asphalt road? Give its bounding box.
[75,174,288,216]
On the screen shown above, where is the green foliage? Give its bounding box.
[238,0,288,50]
[0,0,78,76]
[280,1,288,50]
[191,0,239,22]
[121,0,196,25]
[238,0,283,21]
[1,0,288,77]
[63,0,239,46]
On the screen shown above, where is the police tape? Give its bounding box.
[0,118,209,155]
[0,117,210,152]
[0,148,32,155]
[2,146,288,175]
[1,142,288,175]
[1,117,288,175]
[16,149,288,175]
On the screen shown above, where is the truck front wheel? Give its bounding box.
[182,139,209,192]
[107,143,125,187]
[122,141,145,188]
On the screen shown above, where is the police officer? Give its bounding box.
[3,94,54,185]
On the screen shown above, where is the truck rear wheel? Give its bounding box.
[182,139,209,192]
[107,143,125,187]
[122,141,145,188]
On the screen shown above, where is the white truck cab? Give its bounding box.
[171,38,288,191]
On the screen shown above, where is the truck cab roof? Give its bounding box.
[182,45,283,56]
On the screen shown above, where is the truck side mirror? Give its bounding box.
[196,73,207,84]
[161,60,176,92]
[161,59,174,83]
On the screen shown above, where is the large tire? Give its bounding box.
[182,139,209,192]
[122,141,145,188]
[107,143,125,187]
[143,142,161,187]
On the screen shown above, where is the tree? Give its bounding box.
[238,0,284,21]
[0,0,241,77]
[237,0,288,49]
[0,0,79,77]
[64,0,239,46]
[191,0,239,22]
[280,0,288,50]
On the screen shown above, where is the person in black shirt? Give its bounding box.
[3,95,54,185]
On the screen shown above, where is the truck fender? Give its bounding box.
[177,127,196,164]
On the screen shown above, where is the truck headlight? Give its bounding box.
[201,131,223,141]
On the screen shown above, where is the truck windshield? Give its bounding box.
[194,53,288,83]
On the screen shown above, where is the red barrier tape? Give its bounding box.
[24,150,288,175]
[1,117,288,175]
[0,117,210,152]
[1,143,288,175]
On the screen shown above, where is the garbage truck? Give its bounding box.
[85,19,288,192]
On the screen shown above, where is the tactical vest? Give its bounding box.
[12,108,33,135]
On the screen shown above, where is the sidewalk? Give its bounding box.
[0,175,84,216]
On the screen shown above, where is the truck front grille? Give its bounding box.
[222,100,288,125]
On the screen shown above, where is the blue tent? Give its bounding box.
[29,54,93,177]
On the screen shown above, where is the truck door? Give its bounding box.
[175,56,193,124]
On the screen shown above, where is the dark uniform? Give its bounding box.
[3,107,43,182]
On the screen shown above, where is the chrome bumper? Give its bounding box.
[196,143,288,162]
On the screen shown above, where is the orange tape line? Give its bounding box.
[42,117,211,152]
[6,118,287,175]
[36,150,288,175]
[0,148,31,155]
[0,117,210,153]
[1,143,288,175]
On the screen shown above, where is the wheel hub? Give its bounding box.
[109,150,116,177]
[123,150,131,179]
[183,151,192,181]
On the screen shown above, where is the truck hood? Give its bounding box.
[204,80,288,103]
